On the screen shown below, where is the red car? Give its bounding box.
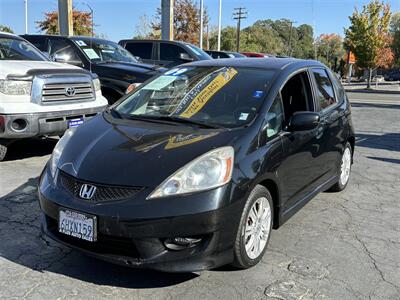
[241,52,274,58]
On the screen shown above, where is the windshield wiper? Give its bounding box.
[124,114,221,129]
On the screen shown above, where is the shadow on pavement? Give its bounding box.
[356,132,400,152]
[0,178,198,288]
[351,103,400,110]
[367,156,400,165]
[3,138,58,161]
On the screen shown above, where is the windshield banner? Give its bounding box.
[175,67,238,118]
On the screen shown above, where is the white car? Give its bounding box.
[0,32,108,161]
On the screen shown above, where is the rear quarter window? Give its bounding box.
[125,42,153,59]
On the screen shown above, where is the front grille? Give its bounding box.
[59,171,143,202]
[42,82,94,102]
[46,215,140,258]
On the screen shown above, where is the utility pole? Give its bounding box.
[199,0,204,48]
[58,0,73,36]
[287,20,297,57]
[233,7,247,52]
[217,0,222,51]
[161,0,174,40]
[24,0,28,34]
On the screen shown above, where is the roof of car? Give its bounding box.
[21,34,118,44]
[1,32,24,40]
[119,39,192,45]
[184,57,324,71]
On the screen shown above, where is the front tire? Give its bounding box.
[0,143,8,161]
[232,185,273,269]
[328,142,352,192]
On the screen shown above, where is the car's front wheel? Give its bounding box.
[233,185,273,269]
[328,142,352,192]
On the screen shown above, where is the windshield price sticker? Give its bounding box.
[142,75,177,91]
[83,48,100,59]
[177,67,238,118]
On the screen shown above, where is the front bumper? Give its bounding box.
[38,169,244,272]
[0,106,106,139]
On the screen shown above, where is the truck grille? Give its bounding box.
[42,82,94,103]
[59,171,144,202]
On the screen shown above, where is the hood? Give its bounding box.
[58,114,242,188]
[94,61,164,74]
[0,60,81,79]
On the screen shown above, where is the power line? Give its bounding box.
[233,7,247,52]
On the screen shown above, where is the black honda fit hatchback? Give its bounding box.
[38,58,355,272]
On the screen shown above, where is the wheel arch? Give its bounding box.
[257,178,280,229]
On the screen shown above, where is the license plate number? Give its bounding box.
[59,209,97,242]
[68,118,84,128]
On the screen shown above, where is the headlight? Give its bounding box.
[49,128,76,177]
[147,146,234,199]
[0,80,32,95]
[92,78,101,91]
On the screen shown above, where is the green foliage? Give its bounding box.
[344,0,392,70]
[316,34,345,70]
[390,12,400,66]
[0,25,14,33]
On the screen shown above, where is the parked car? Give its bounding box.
[22,35,165,104]
[119,39,212,68]
[384,71,400,81]
[0,32,107,161]
[206,50,245,59]
[38,58,354,272]
[241,52,274,58]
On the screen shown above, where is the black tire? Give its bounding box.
[232,185,274,269]
[328,142,352,192]
[0,143,8,161]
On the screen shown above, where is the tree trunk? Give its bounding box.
[367,68,372,89]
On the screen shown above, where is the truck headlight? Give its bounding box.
[0,80,32,95]
[49,128,76,178]
[92,78,101,91]
[147,146,234,199]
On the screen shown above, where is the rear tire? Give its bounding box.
[328,142,352,192]
[232,185,273,269]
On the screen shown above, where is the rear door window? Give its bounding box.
[311,68,337,111]
[125,42,153,59]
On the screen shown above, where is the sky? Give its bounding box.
[1,0,399,43]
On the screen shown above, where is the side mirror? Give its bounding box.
[179,53,194,61]
[288,112,320,131]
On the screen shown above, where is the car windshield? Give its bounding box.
[0,37,46,61]
[115,66,275,128]
[185,44,212,60]
[73,38,138,63]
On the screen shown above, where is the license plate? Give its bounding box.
[68,118,84,128]
[58,209,97,242]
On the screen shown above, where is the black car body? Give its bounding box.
[206,50,246,59]
[384,70,400,81]
[22,35,164,104]
[38,58,355,272]
[119,39,212,68]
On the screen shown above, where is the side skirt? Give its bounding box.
[278,175,339,227]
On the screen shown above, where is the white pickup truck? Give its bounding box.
[0,32,108,161]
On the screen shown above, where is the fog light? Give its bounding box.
[11,119,27,132]
[164,237,202,251]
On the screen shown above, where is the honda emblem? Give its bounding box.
[79,184,97,200]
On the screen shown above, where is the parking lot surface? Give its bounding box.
[0,95,399,299]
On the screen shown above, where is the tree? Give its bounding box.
[0,25,14,33]
[316,34,345,70]
[293,24,314,59]
[150,0,209,45]
[134,14,153,39]
[344,0,392,88]
[390,12,400,66]
[36,9,94,36]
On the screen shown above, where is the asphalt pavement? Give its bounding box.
[0,93,399,299]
